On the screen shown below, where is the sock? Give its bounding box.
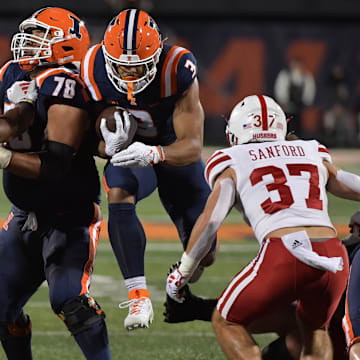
[74,319,111,360]
[124,276,147,292]
[108,203,146,279]
[1,333,32,360]
[1,313,32,360]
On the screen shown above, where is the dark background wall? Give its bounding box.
[1,0,360,147]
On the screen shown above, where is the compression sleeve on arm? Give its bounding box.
[336,169,360,193]
[39,140,75,180]
[178,177,236,276]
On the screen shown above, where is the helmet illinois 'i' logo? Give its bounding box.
[69,15,82,39]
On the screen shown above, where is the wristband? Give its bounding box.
[156,145,166,162]
[178,252,199,277]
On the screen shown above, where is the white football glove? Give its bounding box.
[0,146,12,169]
[110,141,165,168]
[166,267,189,303]
[100,109,131,157]
[7,80,38,104]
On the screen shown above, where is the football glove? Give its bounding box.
[7,80,38,105]
[111,141,165,168]
[166,266,190,303]
[0,146,12,169]
[101,110,132,157]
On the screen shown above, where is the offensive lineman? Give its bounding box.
[0,7,110,359]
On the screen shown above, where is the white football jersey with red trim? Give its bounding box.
[205,140,334,243]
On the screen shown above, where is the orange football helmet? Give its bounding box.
[102,9,163,97]
[11,7,90,71]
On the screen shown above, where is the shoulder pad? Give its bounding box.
[160,46,196,98]
[35,67,89,109]
[205,149,233,189]
[314,140,332,163]
[81,44,103,101]
[35,67,89,102]
[0,61,14,82]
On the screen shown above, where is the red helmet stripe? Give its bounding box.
[257,94,268,130]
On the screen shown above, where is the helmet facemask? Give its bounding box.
[103,44,162,95]
[11,8,89,72]
[11,19,64,70]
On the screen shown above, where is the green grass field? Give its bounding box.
[0,151,359,359]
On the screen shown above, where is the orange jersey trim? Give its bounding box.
[35,67,85,88]
[80,203,103,295]
[0,60,14,82]
[171,49,189,95]
[102,173,110,195]
[81,44,102,101]
[161,46,190,98]
[343,284,355,346]
[2,212,14,231]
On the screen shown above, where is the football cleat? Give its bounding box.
[119,289,154,331]
[163,284,217,323]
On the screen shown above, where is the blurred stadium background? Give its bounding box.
[1,1,360,359]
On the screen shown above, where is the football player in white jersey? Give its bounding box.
[165,94,360,360]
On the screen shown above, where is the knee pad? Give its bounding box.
[0,312,32,341]
[57,294,105,336]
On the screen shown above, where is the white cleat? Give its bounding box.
[119,289,154,331]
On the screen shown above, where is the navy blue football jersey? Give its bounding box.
[81,43,198,146]
[0,61,100,213]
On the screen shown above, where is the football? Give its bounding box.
[95,106,138,150]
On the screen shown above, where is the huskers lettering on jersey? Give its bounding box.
[205,140,334,243]
[0,61,99,213]
[81,43,197,146]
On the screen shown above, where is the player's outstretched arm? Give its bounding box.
[324,161,360,201]
[166,168,236,302]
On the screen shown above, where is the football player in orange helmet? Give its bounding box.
[0,7,111,359]
[102,9,162,103]
[82,8,217,332]
[11,7,89,72]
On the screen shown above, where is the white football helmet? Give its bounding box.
[226,95,287,146]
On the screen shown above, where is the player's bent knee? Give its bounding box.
[0,312,32,340]
[212,309,226,330]
[108,187,135,203]
[57,294,106,336]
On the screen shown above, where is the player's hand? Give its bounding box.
[101,110,131,156]
[111,141,165,167]
[166,267,189,303]
[7,80,38,104]
[0,146,12,169]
